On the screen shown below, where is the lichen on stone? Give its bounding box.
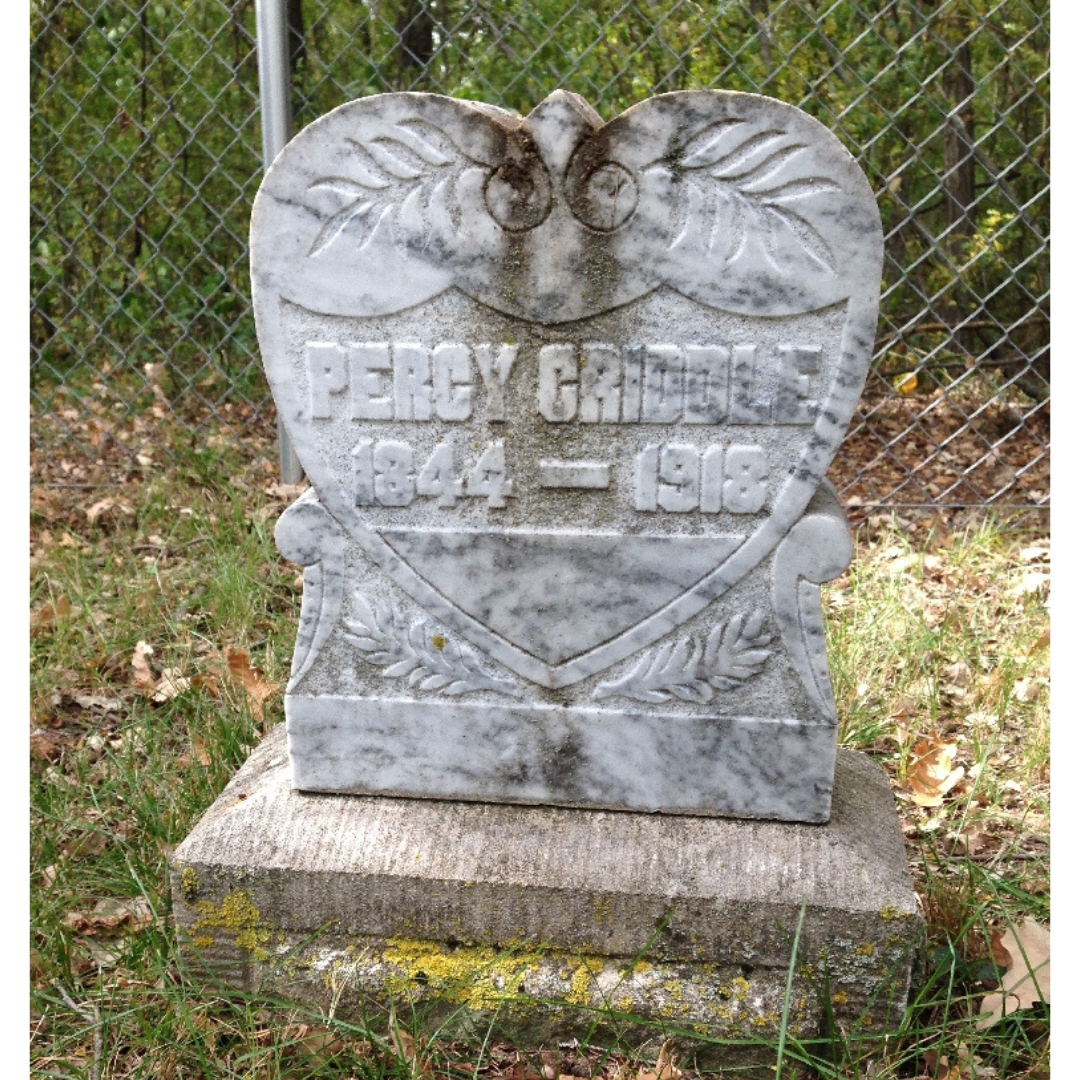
[192,890,274,961]
[380,937,543,1011]
[178,866,200,903]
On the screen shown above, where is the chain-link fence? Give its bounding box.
[31,0,1049,516]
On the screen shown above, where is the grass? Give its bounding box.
[30,418,1049,1079]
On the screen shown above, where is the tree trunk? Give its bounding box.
[395,0,434,85]
[942,26,975,238]
[940,10,977,357]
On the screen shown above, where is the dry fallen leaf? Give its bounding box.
[1011,678,1043,704]
[85,497,133,525]
[131,641,156,694]
[285,1022,346,1062]
[540,1050,559,1080]
[943,660,972,688]
[989,930,1012,970]
[267,481,309,502]
[920,1049,956,1080]
[191,733,211,767]
[952,828,992,858]
[65,896,155,937]
[955,1041,998,1078]
[152,666,190,703]
[225,647,279,722]
[79,937,128,970]
[31,594,73,635]
[191,671,222,698]
[637,1040,682,1080]
[30,729,67,762]
[976,919,1050,1029]
[907,736,965,807]
[133,643,194,703]
[59,829,110,860]
[388,1010,431,1079]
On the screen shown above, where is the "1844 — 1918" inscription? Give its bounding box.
[352,438,769,514]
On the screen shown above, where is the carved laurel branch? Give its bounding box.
[593,610,774,705]
[646,120,841,273]
[343,592,522,698]
[307,119,490,257]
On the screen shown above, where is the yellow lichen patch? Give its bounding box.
[879,905,904,921]
[381,937,542,1011]
[191,934,215,950]
[179,866,200,903]
[431,634,446,651]
[192,891,274,961]
[832,991,849,1006]
[857,943,875,956]
[566,956,605,1007]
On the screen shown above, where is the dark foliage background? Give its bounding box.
[31,0,1049,512]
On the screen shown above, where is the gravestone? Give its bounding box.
[171,90,921,1063]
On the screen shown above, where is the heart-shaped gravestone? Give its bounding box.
[252,90,882,820]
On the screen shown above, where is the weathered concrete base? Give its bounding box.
[170,725,922,1067]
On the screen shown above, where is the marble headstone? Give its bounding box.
[251,89,882,823]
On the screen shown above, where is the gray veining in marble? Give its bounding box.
[251,88,883,822]
[376,530,743,664]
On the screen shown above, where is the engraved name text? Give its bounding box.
[306,341,822,425]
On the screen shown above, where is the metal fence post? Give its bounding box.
[256,0,305,484]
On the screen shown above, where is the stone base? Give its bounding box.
[170,725,922,1067]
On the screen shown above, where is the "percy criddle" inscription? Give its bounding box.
[304,339,823,426]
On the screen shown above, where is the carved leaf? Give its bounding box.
[307,121,489,258]
[763,204,835,272]
[307,198,382,259]
[365,136,428,179]
[723,191,748,263]
[343,591,522,699]
[678,119,747,168]
[704,610,774,690]
[396,118,480,166]
[594,611,773,705]
[750,177,841,201]
[649,122,841,274]
[383,657,421,679]
[594,652,671,705]
[713,141,802,185]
